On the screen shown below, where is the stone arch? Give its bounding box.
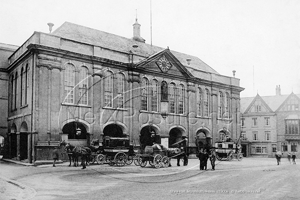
[62,121,88,140]
[19,121,29,160]
[169,126,186,147]
[195,127,212,149]
[10,124,18,158]
[139,125,160,149]
[103,123,126,138]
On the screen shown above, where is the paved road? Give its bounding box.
[0,157,299,200]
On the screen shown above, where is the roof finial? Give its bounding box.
[136,9,138,22]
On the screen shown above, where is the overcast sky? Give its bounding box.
[1,0,300,97]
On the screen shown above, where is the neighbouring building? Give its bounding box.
[241,85,300,158]
[1,20,243,163]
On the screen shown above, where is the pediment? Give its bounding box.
[245,95,273,114]
[135,49,192,78]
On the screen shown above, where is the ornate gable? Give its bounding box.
[135,48,192,78]
[277,93,300,112]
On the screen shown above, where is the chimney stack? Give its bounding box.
[276,85,281,96]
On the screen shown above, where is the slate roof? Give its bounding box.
[241,93,300,113]
[52,22,219,74]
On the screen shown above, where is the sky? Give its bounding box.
[1,0,300,97]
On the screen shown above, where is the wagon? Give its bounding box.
[137,144,184,168]
[95,136,137,167]
[214,141,243,161]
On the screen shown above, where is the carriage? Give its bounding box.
[214,141,243,161]
[95,136,137,167]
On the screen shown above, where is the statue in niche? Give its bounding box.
[161,81,168,101]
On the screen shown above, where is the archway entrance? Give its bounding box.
[20,122,28,160]
[103,124,124,138]
[62,122,87,139]
[10,124,17,158]
[140,126,160,150]
[169,127,184,147]
[195,128,212,150]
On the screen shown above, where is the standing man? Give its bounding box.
[292,152,296,164]
[52,146,59,167]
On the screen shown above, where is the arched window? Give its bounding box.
[21,67,24,106]
[197,87,203,116]
[204,89,210,117]
[64,64,75,104]
[104,71,113,107]
[79,67,88,105]
[178,84,184,114]
[117,73,125,108]
[151,80,158,112]
[169,83,176,113]
[218,92,224,118]
[141,78,149,110]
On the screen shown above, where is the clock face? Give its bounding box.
[156,55,172,72]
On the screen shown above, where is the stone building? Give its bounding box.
[2,20,243,163]
[241,85,300,157]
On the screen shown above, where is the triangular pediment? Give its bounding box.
[135,48,192,78]
[245,94,273,114]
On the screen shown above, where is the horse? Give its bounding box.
[60,141,91,169]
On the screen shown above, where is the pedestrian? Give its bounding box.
[275,150,282,165]
[287,152,291,164]
[52,146,59,167]
[292,152,296,164]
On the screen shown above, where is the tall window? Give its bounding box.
[150,80,158,112]
[281,142,288,152]
[178,84,184,114]
[252,118,257,126]
[218,92,224,118]
[265,117,270,126]
[265,131,270,141]
[197,88,203,116]
[141,78,149,110]
[104,71,113,107]
[14,72,18,109]
[204,89,210,117]
[64,64,75,104]
[225,92,230,118]
[252,131,258,140]
[285,120,299,135]
[272,144,277,152]
[21,67,24,106]
[25,64,28,105]
[169,83,176,113]
[79,67,88,105]
[117,73,125,108]
[10,75,14,110]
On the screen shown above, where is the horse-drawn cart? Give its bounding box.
[95,136,137,167]
[214,141,243,161]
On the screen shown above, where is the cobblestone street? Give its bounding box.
[1,157,299,200]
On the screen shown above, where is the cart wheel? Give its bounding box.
[154,154,162,168]
[161,156,170,168]
[140,158,147,168]
[133,155,140,166]
[126,155,134,165]
[228,154,233,161]
[238,153,243,161]
[89,156,95,164]
[96,154,105,165]
[115,152,127,167]
[216,154,222,161]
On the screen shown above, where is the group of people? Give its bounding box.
[275,151,296,165]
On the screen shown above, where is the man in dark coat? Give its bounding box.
[198,148,209,170]
[52,146,59,167]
